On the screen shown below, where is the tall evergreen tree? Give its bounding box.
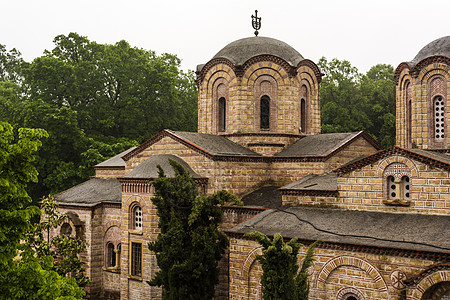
[148,160,241,300]
[245,231,318,300]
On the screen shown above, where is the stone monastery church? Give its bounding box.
[52,34,450,300]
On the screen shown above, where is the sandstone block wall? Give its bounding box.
[228,236,446,300]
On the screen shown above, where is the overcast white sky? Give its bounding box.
[1,0,449,74]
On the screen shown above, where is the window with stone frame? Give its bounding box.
[300,84,309,133]
[130,242,142,277]
[429,76,446,145]
[106,242,116,267]
[130,204,143,230]
[383,163,411,206]
[434,95,445,141]
[218,97,226,132]
[404,81,412,146]
[260,95,270,130]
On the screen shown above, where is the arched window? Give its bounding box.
[434,95,445,140]
[218,97,226,132]
[60,222,72,236]
[384,163,411,205]
[107,242,116,267]
[300,98,306,133]
[405,81,412,146]
[130,204,142,230]
[260,96,270,130]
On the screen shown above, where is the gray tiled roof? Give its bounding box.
[211,36,304,67]
[280,173,337,191]
[407,148,450,165]
[169,130,260,157]
[411,36,450,66]
[95,147,137,168]
[54,178,121,207]
[229,206,450,253]
[123,154,202,179]
[241,186,282,208]
[275,132,362,157]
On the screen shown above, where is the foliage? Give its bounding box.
[0,33,197,202]
[25,197,89,287]
[318,57,396,147]
[148,159,242,300]
[0,121,84,299]
[0,44,24,84]
[245,231,318,300]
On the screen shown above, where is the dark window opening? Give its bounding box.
[218,97,226,132]
[107,243,116,267]
[301,98,306,133]
[260,96,270,130]
[131,242,142,276]
[60,223,72,236]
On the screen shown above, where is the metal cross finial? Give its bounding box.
[252,10,261,36]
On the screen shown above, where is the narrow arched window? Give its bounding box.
[218,97,226,132]
[260,96,270,130]
[402,176,410,199]
[107,242,116,267]
[405,82,412,146]
[434,95,445,140]
[300,98,306,133]
[387,175,396,200]
[131,205,142,230]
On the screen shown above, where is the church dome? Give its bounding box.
[212,36,304,67]
[411,36,450,66]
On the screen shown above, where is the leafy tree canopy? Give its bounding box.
[0,33,198,201]
[318,57,396,147]
[148,160,242,300]
[0,121,84,299]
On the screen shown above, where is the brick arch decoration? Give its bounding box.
[314,255,389,294]
[124,195,150,216]
[196,58,236,87]
[242,64,289,88]
[394,62,412,84]
[296,59,323,84]
[406,266,450,300]
[103,220,121,237]
[411,56,450,79]
[416,64,450,83]
[241,54,295,78]
[375,155,419,178]
[202,69,236,97]
[336,287,366,300]
[242,246,263,279]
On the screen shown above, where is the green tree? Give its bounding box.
[245,231,318,300]
[25,197,89,287]
[23,32,197,142]
[318,57,396,147]
[0,121,84,299]
[0,44,24,84]
[5,32,197,201]
[148,160,241,300]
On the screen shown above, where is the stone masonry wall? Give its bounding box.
[198,60,320,138]
[396,62,450,149]
[284,154,450,215]
[228,236,444,300]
